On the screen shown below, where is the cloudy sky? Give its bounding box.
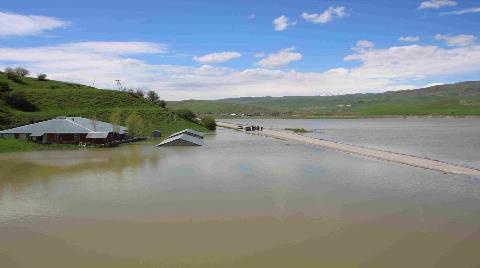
[0,0,479,100]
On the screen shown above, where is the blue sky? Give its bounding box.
[0,0,479,99]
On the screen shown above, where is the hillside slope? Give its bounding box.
[0,72,205,135]
[169,81,480,116]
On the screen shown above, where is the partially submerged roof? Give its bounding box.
[0,116,127,136]
[169,128,204,139]
[86,132,109,139]
[156,133,204,147]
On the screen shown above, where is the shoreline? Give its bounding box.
[217,121,480,177]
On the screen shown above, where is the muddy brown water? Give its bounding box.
[1,120,480,267]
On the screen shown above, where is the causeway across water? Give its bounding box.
[217,121,480,176]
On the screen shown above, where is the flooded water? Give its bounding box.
[226,118,480,169]
[1,120,480,268]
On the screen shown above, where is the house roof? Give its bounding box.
[0,116,127,136]
[156,133,204,147]
[169,128,204,139]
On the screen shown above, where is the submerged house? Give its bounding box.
[156,128,204,147]
[168,128,204,139]
[0,116,127,145]
[156,133,204,147]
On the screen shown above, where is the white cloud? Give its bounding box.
[435,34,477,47]
[272,15,296,31]
[2,41,480,100]
[192,51,241,64]
[0,11,69,37]
[399,36,420,42]
[441,7,480,15]
[254,52,265,58]
[418,0,457,9]
[302,6,347,24]
[352,40,375,52]
[255,47,302,68]
[344,44,480,80]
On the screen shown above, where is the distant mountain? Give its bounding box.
[0,72,204,134]
[169,81,480,116]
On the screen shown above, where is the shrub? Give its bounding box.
[37,73,48,81]
[5,91,39,112]
[0,81,11,93]
[201,116,216,130]
[175,109,196,122]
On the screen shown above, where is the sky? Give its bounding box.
[0,0,479,100]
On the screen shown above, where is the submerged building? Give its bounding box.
[168,128,204,139]
[0,116,127,144]
[156,128,204,147]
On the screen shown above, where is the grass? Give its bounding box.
[285,128,310,133]
[0,138,78,153]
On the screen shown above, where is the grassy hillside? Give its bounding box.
[169,81,480,117]
[0,72,206,135]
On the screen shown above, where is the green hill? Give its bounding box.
[169,81,480,117]
[0,72,205,135]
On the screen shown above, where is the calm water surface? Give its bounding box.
[1,121,480,268]
[226,118,480,169]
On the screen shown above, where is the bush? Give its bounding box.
[0,81,11,93]
[5,91,39,112]
[175,109,196,122]
[37,73,48,81]
[201,116,216,130]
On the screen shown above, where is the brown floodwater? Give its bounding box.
[1,121,480,268]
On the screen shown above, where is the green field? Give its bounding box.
[169,81,480,117]
[0,72,206,138]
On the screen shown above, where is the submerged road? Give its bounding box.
[217,121,480,176]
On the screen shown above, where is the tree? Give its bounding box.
[125,111,144,137]
[146,90,160,104]
[14,67,29,77]
[5,67,22,83]
[37,73,47,81]
[90,114,98,132]
[201,116,216,130]
[109,108,122,133]
[175,109,196,122]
